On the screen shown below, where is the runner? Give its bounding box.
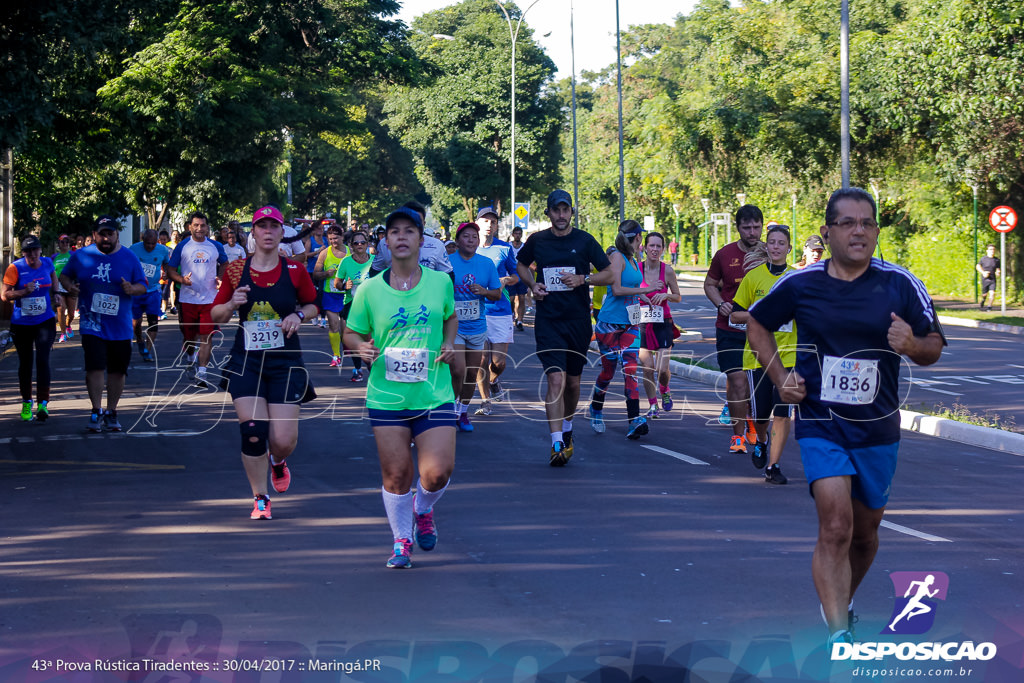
[729,224,797,484]
[303,219,330,327]
[637,231,681,419]
[50,233,77,342]
[704,204,763,453]
[58,216,148,432]
[332,230,374,379]
[128,229,171,362]
[3,236,57,421]
[976,243,1000,311]
[314,225,348,368]
[342,206,458,568]
[368,201,453,278]
[210,205,319,520]
[448,221,502,431]
[586,221,662,438]
[747,187,946,647]
[221,226,247,262]
[473,207,520,416]
[794,234,825,269]
[516,189,613,465]
[508,225,530,331]
[167,212,228,388]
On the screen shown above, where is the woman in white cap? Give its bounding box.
[210,206,319,520]
[2,235,57,421]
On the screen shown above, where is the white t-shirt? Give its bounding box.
[371,233,453,274]
[248,225,303,258]
[170,238,227,305]
[223,243,247,261]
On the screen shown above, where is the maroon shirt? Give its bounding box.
[707,241,751,331]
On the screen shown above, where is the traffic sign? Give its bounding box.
[989,205,1017,233]
[513,202,530,229]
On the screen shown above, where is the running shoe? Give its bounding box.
[169,306,177,315]
[474,401,492,416]
[103,410,123,432]
[36,401,49,422]
[20,401,33,422]
[271,459,291,493]
[661,392,673,411]
[87,411,103,433]
[386,538,413,568]
[729,434,747,454]
[764,464,788,485]
[329,356,342,368]
[819,604,857,638]
[185,351,197,366]
[587,405,606,434]
[141,348,153,362]
[745,418,757,445]
[626,416,649,440]
[489,381,505,402]
[349,369,361,382]
[457,413,474,432]
[251,495,272,520]
[516,321,524,332]
[718,403,730,425]
[194,374,210,390]
[57,333,67,343]
[827,629,854,650]
[66,328,74,339]
[563,430,574,460]
[158,311,168,321]
[751,441,768,469]
[414,507,437,551]
[646,405,660,419]
[549,440,569,467]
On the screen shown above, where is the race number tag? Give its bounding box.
[639,305,664,323]
[243,320,284,351]
[21,296,47,316]
[626,304,642,326]
[542,267,575,292]
[778,320,794,333]
[728,319,747,331]
[90,293,120,316]
[820,355,879,405]
[384,347,429,383]
[142,263,158,279]
[454,299,480,321]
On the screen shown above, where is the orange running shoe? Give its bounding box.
[251,495,272,520]
[729,434,748,454]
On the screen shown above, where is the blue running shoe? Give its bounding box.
[457,413,474,432]
[718,403,730,425]
[587,405,606,433]
[661,392,673,411]
[87,411,103,433]
[626,416,649,440]
[414,508,437,551]
[386,538,413,568]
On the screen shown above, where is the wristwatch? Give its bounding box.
[294,310,306,321]
[584,274,592,285]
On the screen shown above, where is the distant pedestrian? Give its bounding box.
[795,235,825,269]
[976,244,1000,311]
[668,239,679,266]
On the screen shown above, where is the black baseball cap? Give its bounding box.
[546,189,573,210]
[804,235,825,250]
[95,215,120,232]
[20,235,42,251]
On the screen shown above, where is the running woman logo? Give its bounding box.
[883,571,949,635]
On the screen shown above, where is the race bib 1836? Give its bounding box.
[820,355,880,405]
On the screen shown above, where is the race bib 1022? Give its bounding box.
[90,293,120,316]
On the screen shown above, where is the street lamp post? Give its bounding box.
[671,204,680,263]
[571,0,579,229]
[966,169,980,303]
[495,0,543,217]
[701,197,711,265]
[869,178,881,257]
[791,192,797,231]
[615,0,625,222]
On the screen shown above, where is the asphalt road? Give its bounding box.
[0,314,1021,682]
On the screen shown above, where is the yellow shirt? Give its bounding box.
[733,263,797,370]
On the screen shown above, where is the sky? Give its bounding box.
[396,0,697,79]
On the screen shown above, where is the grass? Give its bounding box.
[935,308,1024,327]
[910,401,1019,433]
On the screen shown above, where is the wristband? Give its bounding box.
[294,310,305,321]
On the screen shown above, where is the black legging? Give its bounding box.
[12,318,57,402]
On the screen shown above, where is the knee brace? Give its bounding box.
[240,420,270,457]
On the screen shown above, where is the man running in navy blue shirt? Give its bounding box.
[747,187,946,648]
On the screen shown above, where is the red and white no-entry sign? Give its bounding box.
[989,205,1017,233]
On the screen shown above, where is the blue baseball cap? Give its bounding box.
[546,189,573,210]
[384,207,424,231]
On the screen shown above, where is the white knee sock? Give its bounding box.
[381,488,414,540]
[415,479,449,514]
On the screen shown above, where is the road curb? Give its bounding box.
[667,360,1024,455]
[938,315,1024,336]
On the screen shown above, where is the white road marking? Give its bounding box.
[640,444,710,466]
[918,387,962,396]
[880,520,951,543]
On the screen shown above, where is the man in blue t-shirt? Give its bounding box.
[129,228,171,362]
[747,187,946,649]
[60,215,148,433]
[473,207,520,413]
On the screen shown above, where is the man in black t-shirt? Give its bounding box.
[976,243,1000,311]
[517,190,613,466]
